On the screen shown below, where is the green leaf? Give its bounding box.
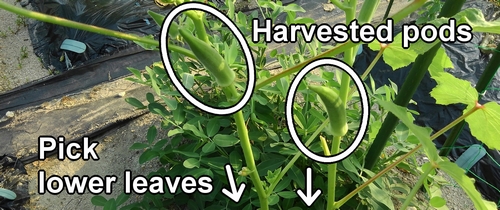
[183,158,200,169]
[438,159,498,210]
[375,98,439,162]
[183,123,207,138]
[428,47,454,77]
[116,193,130,206]
[148,10,165,26]
[181,73,194,89]
[430,72,478,107]
[430,196,446,208]
[139,150,159,164]
[206,119,220,137]
[225,39,239,65]
[213,134,239,147]
[125,97,146,109]
[0,188,16,200]
[167,128,184,137]
[368,33,418,70]
[465,102,500,151]
[434,8,500,34]
[147,126,157,144]
[202,142,216,153]
[145,66,161,95]
[161,96,178,110]
[284,3,306,12]
[367,182,394,210]
[148,102,169,118]
[103,198,117,210]
[91,195,107,206]
[257,159,284,177]
[134,35,157,51]
[292,17,315,25]
[129,143,149,150]
[172,150,200,158]
[277,191,298,199]
[146,92,155,103]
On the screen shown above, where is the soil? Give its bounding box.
[0,0,494,209]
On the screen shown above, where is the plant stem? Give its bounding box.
[382,0,395,20]
[320,136,331,156]
[330,0,350,11]
[338,0,356,105]
[185,11,210,44]
[265,119,330,196]
[327,135,342,210]
[0,0,158,47]
[334,101,481,208]
[363,0,466,170]
[169,44,196,59]
[231,105,268,209]
[400,164,434,209]
[348,44,387,97]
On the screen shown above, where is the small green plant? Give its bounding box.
[0,30,6,38]
[15,14,26,27]
[17,45,28,69]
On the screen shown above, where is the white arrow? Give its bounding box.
[296,167,322,206]
[221,164,246,203]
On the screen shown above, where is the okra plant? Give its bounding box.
[1,0,500,209]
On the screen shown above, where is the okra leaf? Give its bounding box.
[465,101,500,151]
[430,72,478,107]
[147,126,157,144]
[115,192,130,206]
[103,198,117,210]
[125,97,146,109]
[147,10,165,27]
[213,134,239,147]
[206,118,220,137]
[368,33,418,70]
[428,47,454,77]
[91,195,107,206]
[181,73,195,90]
[438,159,498,210]
[375,98,439,162]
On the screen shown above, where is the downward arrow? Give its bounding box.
[296,167,322,206]
[221,164,246,203]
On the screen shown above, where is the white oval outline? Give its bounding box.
[159,2,255,116]
[286,58,369,164]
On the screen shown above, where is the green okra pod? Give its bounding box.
[178,28,235,87]
[308,85,348,137]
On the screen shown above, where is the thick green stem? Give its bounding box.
[231,101,268,209]
[338,1,356,105]
[334,102,481,208]
[400,164,434,209]
[439,44,500,156]
[327,135,342,210]
[185,11,210,44]
[0,0,158,46]
[330,0,350,11]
